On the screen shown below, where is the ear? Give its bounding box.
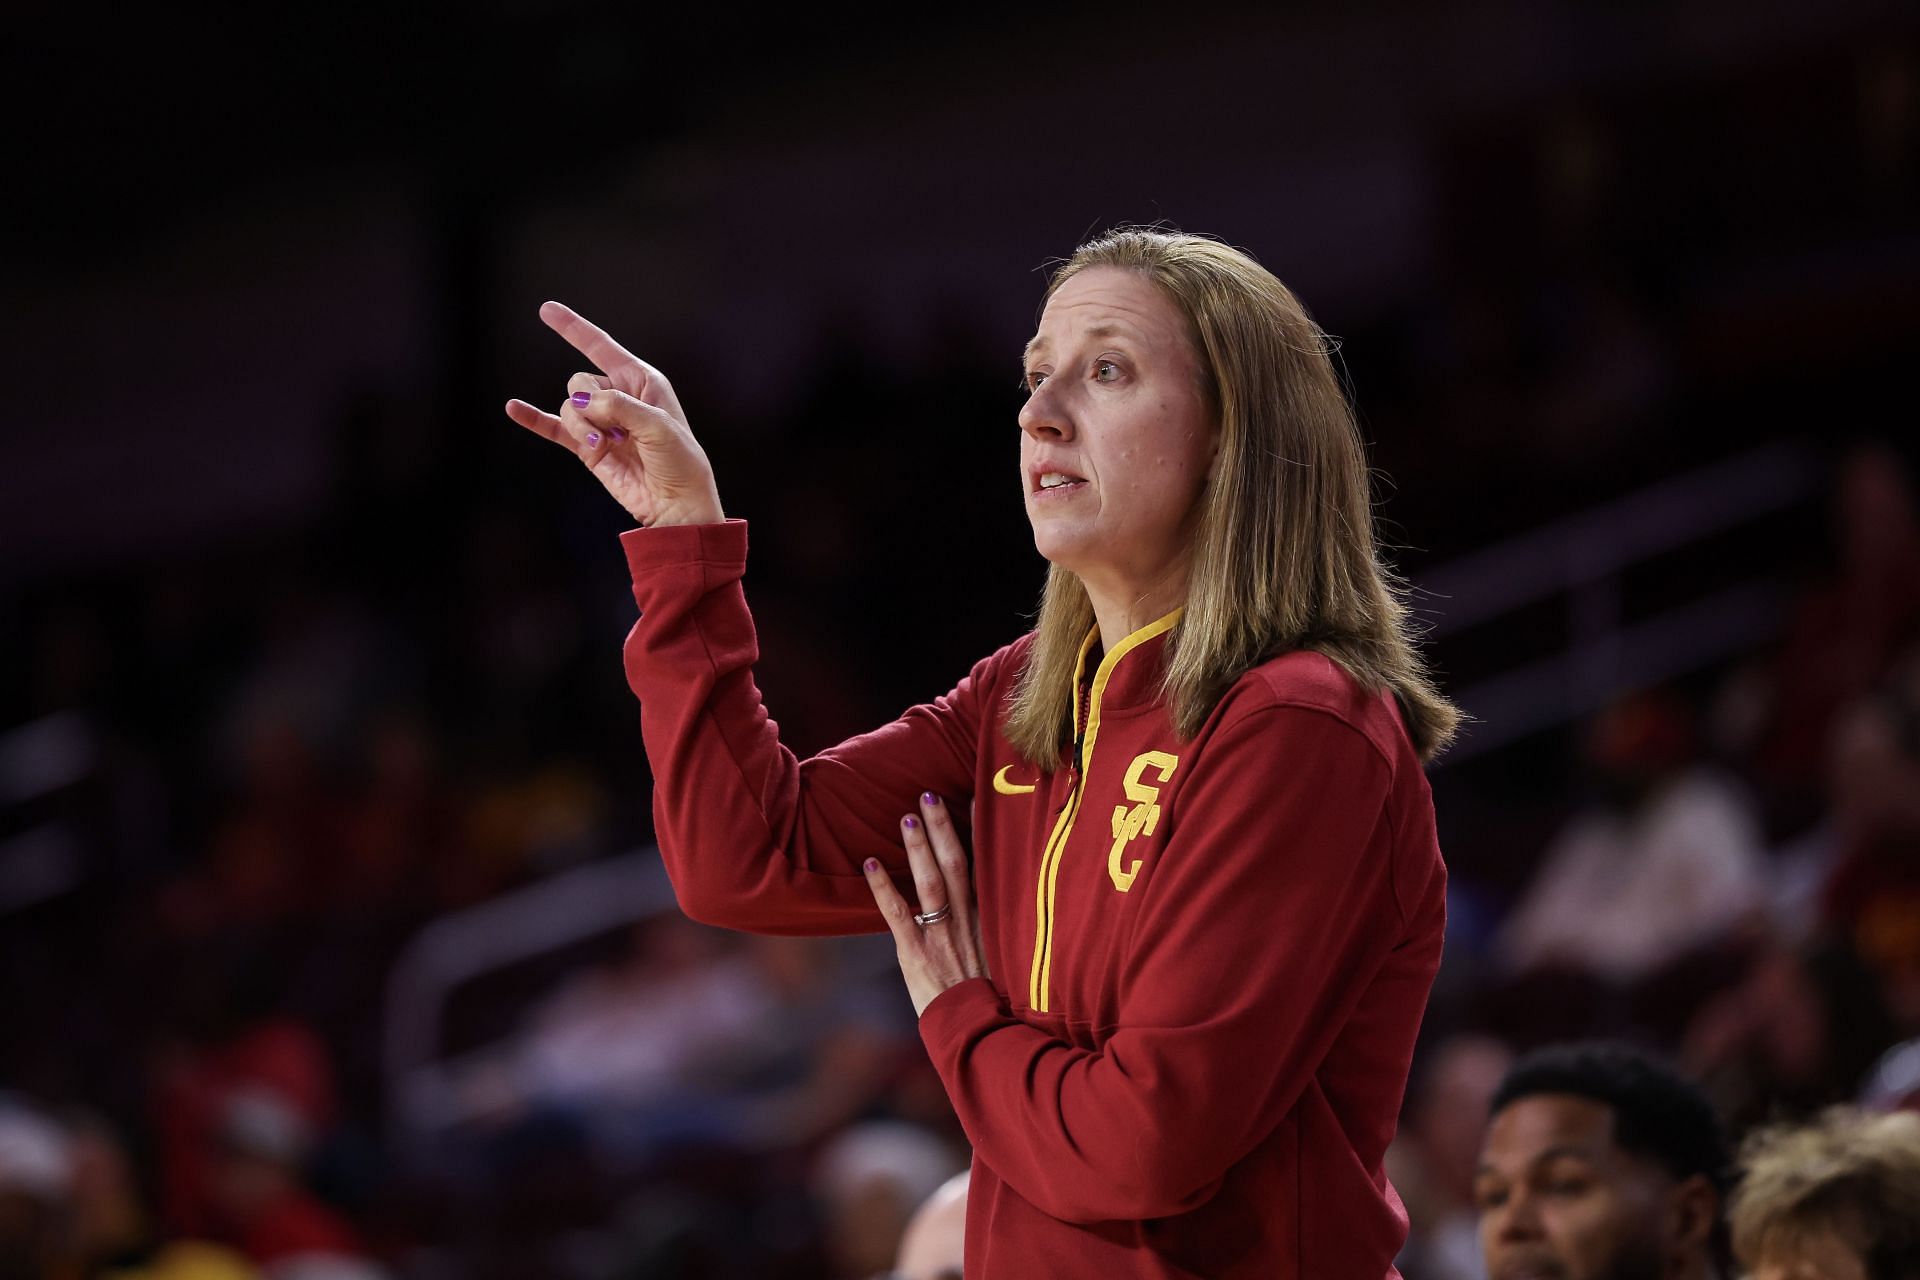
[1665,1173,1718,1253]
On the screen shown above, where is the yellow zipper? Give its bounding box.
[1025,608,1183,1013]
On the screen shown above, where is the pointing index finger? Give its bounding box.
[540,301,641,378]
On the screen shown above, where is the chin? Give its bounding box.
[1029,530,1089,575]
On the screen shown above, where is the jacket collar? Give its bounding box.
[1072,606,1184,726]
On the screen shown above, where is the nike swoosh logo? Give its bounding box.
[993,764,1037,796]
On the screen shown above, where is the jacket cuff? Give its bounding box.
[619,518,748,581]
[918,978,1007,1051]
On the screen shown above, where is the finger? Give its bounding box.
[901,815,949,922]
[563,376,627,456]
[566,387,681,449]
[862,857,915,942]
[505,399,577,453]
[918,792,972,936]
[540,301,643,379]
[557,390,647,461]
[556,391,615,458]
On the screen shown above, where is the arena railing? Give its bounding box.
[0,711,97,915]
[382,850,679,1149]
[1414,439,1818,762]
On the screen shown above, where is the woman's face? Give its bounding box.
[1018,266,1216,603]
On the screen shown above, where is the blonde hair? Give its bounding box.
[1004,228,1459,766]
[1729,1106,1920,1274]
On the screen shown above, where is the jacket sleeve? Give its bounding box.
[622,520,994,935]
[916,703,1431,1223]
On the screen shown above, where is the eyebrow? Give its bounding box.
[1022,322,1140,364]
[1475,1145,1599,1177]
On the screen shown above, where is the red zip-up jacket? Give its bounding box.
[622,521,1445,1278]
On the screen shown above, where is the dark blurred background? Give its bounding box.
[3,2,1917,1277]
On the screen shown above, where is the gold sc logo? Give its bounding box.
[1109,751,1179,892]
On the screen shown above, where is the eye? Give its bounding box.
[1094,359,1120,382]
[1472,1184,1507,1211]
[1544,1176,1592,1197]
[1023,368,1048,393]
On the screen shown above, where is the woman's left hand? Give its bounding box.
[863,791,990,1016]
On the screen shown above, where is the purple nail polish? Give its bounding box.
[586,431,602,447]
[903,815,919,830]
[570,391,591,407]
[864,858,880,873]
[609,427,627,441]
[921,791,939,807]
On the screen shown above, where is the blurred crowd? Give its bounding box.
[4,29,1918,1280]
[8,438,1916,1280]
[1389,444,1920,1280]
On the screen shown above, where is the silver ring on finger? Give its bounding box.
[913,904,952,927]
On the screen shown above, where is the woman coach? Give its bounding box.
[505,229,1458,1277]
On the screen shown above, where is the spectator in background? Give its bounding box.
[892,1169,968,1280]
[0,1097,72,1280]
[63,1110,152,1273]
[1859,1034,1920,1112]
[1475,1042,1728,1280]
[331,710,459,913]
[1729,1107,1920,1280]
[1681,939,1898,1138]
[473,921,908,1172]
[1497,689,1765,985]
[501,917,769,1143]
[1822,651,1920,1034]
[1733,443,1920,836]
[714,934,916,1152]
[150,952,336,1241]
[203,1087,368,1272]
[809,1121,963,1280]
[161,714,340,937]
[1393,1034,1513,1280]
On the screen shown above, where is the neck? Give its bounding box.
[1084,568,1189,652]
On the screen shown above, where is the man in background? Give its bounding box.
[1475,1041,1729,1280]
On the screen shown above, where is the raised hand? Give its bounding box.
[505,301,725,528]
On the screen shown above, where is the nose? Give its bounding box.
[1493,1187,1544,1243]
[1018,381,1073,442]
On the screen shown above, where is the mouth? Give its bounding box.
[1492,1260,1566,1280]
[1030,470,1089,498]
